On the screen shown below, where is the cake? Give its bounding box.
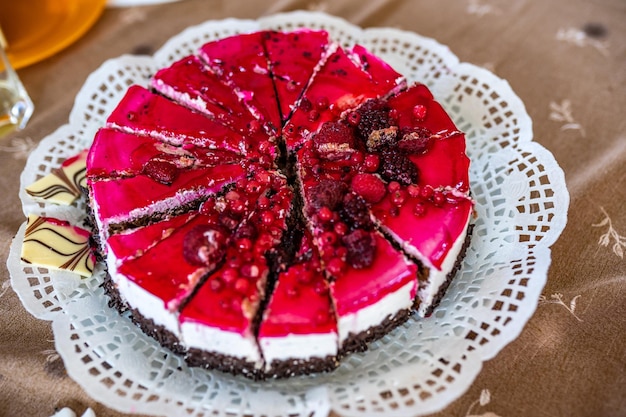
[83,29,473,379]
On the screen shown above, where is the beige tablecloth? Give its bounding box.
[1,0,624,416]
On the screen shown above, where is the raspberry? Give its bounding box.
[351,173,386,203]
[142,159,178,185]
[340,193,373,230]
[397,127,433,154]
[342,229,376,269]
[378,148,419,185]
[309,179,348,211]
[355,99,394,141]
[313,121,356,161]
[183,225,229,266]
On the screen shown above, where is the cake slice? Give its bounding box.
[87,162,245,238]
[106,173,275,353]
[366,84,473,316]
[262,29,331,122]
[258,231,339,377]
[296,139,418,352]
[283,45,404,150]
[86,128,241,180]
[198,32,281,135]
[180,174,293,376]
[151,55,269,143]
[106,85,257,154]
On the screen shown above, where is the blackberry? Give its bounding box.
[309,179,348,211]
[340,193,373,230]
[342,229,376,269]
[355,99,394,141]
[378,148,419,185]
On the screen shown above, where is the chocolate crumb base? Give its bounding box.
[422,222,474,317]
[106,198,205,237]
[101,272,128,314]
[101,273,186,355]
[339,307,413,356]
[264,355,340,379]
[185,348,264,380]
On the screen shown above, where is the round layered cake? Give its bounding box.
[86,29,473,379]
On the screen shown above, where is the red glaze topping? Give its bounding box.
[107,212,197,262]
[262,29,331,122]
[349,44,405,94]
[152,55,270,143]
[179,176,292,333]
[386,84,470,191]
[107,85,252,154]
[116,214,222,310]
[259,232,336,337]
[373,194,472,269]
[330,232,417,316]
[87,128,242,180]
[89,163,245,227]
[283,46,403,150]
[199,32,281,135]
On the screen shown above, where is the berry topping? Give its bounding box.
[350,173,386,203]
[354,99,394,141]
[234,222,257,240]
[342,229,376,269]
[412,104,427,120]
[142,159,179,185]
[378,148,419,185]
[346,111,361,126]
[313,121,356,161]
[397,127,433,154]
[309,179,348,211]
[182,225,229,266]
[362,154,380,172]
[339,193,373,230]
[366,126,398,151]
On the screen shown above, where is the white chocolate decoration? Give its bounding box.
[21,214,95,277]
[25,150,88,205]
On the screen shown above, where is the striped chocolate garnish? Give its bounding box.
[21,214,95,277]
[25,150,87,205]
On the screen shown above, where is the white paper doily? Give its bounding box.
[8,11,569,417]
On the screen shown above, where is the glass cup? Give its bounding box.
[0,25,34,137]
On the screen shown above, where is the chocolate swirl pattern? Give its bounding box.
[21,214,95,277]
[25,150,87,205]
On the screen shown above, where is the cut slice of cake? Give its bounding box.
[106,85,259,155]
[151,55,269,142]
[180,174,293,376]
[296,138,418,353]
[198,32,281,136]
[258,231,339,377]
[366,84,473,316]
[87,162,245,239]
[86,128,241,180]
[262,29,331,123]
[106,172,276,353]
[349,44,405,97]
[283,44,404,151]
